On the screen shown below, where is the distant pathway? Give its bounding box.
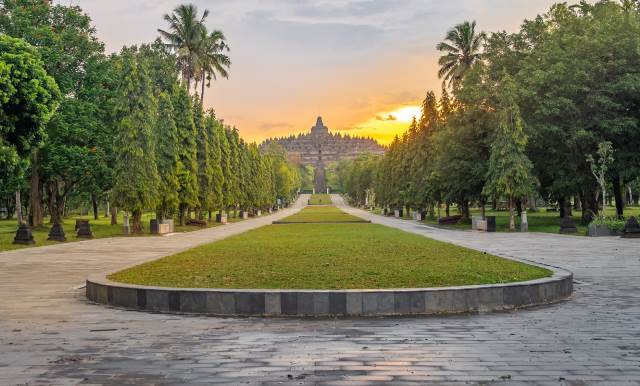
[0,194,639,385]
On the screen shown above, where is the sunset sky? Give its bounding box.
[71,0,560,144]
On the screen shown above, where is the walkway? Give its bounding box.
[1,195,639,385]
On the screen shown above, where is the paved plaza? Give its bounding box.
[1,195,639,385]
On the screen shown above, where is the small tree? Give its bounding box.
[586,141,614,220]
[0,35,59,224]
[154,91,180,220]
[112,53,159,233]
[483,76,535,231]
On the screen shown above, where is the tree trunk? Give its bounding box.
[132,209,143,233]
[480,198,486,220]
[179,204,187,226]
[29,148,43,227]
[110,205,118,225]
[529,194,538,212]
[104,199,109,218]
[612,175,624,218]
[491,198,497,211]
[91,193,98,220]
[515,199,522,217]
[445,202,450,217]
[509,197,516,231]
[15,190,23,225]
[559,196,566,218]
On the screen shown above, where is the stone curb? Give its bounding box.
[86,263,573,317]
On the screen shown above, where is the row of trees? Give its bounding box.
[0,1,300,234]
[340,0,640,229]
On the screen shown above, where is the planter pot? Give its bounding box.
[588,224,613,237]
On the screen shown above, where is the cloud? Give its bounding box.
[376,114,397,121]
[260,121,295,130]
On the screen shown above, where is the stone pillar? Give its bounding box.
[521,211,528,232]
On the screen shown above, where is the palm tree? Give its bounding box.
[194,29,231,104]
[436,20,486,89]
[158,4,209,89]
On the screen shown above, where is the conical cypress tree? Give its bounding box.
[205,112,224,217]
[171,83,199,225]
[154,91,180,221]
[193,97,213,219]
[112,53,159,233]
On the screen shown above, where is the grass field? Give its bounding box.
[279,205,366,223]
[0,212,242,252]
[308,194,332,205]
[110,205,551,289]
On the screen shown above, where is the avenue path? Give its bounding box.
[0,194,639,385]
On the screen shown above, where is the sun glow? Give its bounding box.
[336,104,422,145]
[385,106,422,123]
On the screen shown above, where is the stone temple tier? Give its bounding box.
[261,117,385,192]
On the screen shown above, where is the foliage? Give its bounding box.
[436,20,486,89]
[0,34,59,155]
[111,53,159,232]
[589,216,626,233]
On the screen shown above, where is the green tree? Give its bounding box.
[171,82,199,225]
[193,98,212,218]
[154,91,180,221]
[436,20,486,89]
[1,0,105,227]
[158,4,208,89]
[194,29,231,104]
[0,34,59,155]
[112,54,159,233]
[205,111,224,217]
[483,76,535,231]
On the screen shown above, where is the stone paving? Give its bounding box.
[1,195,640,385]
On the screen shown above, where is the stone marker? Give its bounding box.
[415,211,423,221]
[76,220,93,239]
[486,216,497,232]
[622,216,640,238]
[239,211,249,220]
[13,223,35,245]
[216,213,228,224]
[150,219,159,234]
[521,211,529,232]
[47,222,67,241]
[394,209,403,218]
[162,219,174,233]
[123,213,130,235]
[559,216,578,234]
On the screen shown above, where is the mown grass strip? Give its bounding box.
[110,206,551,290]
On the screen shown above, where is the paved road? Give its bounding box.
[1,195,639,385]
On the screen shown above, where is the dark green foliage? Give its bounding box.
[111,53,159,232]
[0,34,59,155]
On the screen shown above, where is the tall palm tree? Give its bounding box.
[194,29,231,104]
[436,20,486,89]
[158,4,209,89]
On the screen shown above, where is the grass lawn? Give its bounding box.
[279,205,366,223]
[0,212,244,252]
[419,205,640,234]
[110,206,551,289]
[308,194,332,205]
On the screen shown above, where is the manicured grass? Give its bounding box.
[279,205,366,223]
[0,212,244,252]
[308,194,332,205]
[419,206,640,234]
[110,206,551,290]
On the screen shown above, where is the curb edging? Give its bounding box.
[86,266,573,317]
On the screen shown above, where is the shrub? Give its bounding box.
[589,217,625,234]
